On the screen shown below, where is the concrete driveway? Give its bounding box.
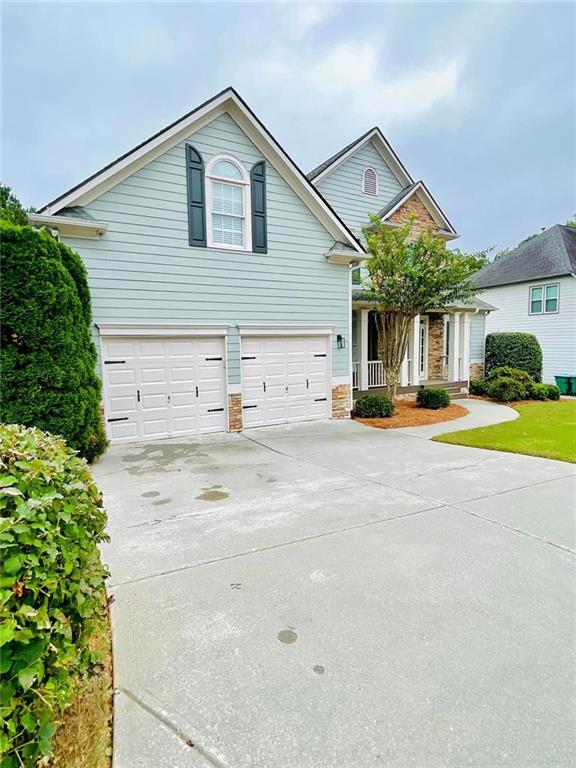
[93,400,576,768]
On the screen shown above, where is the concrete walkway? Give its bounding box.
[93,399,576,768]
[393,396,518,439]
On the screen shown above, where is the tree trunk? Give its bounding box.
[375,311,412,400]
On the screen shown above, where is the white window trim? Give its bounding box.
[529,282,560,315]
[362,167,379,196]
[205,154,252,252]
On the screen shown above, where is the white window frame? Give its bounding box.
[529,282,560,315]
[205,154,252,252]
[362,167,379,196]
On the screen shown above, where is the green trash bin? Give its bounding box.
[555,375,575,396]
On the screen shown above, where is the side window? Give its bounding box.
[530,283,559,314]
[362,167,378,196]
[351,266,362,285]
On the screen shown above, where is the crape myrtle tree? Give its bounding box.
[360,216,482,400]
[1,220,107,461]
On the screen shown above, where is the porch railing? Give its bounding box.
[368,360,385,388]
[352,361,359,389]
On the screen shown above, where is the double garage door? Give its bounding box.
[102,334,331,443]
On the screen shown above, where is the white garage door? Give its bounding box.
[102,336,227,443]
[241,336,330,428]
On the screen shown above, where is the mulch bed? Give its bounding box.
[355,399,469,429]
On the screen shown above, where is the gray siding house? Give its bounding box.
[30,88,478,444]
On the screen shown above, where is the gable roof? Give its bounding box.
[474,225,576,289]
[38,87,363,254]
[307,127,413,188]
[373,180,458,239]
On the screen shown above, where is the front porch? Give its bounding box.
[351,309,471,397]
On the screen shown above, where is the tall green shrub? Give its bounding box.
[0,223,107,461]
[485,332,543,382]
[0,424,109,766]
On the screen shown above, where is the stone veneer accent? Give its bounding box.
[331,384,351,419]
[388,194,438,238]
[469,362,485,380]
[228,393,243,432]
[427,313,445,380]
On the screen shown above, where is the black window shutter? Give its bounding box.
[251,161,267,253]
[185,144,206,247]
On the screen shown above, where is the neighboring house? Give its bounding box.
[28,87,477,444]
[474,225,576,383]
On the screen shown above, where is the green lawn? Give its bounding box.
[433,399,576,463]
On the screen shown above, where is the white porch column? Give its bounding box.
[448,312,461,382]
[400,345,409,386]
[358,309,370,391]
[460,312,471,382]
[411,315,420,386]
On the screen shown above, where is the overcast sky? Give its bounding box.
[2,1,575,252]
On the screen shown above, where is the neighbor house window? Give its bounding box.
[206,155,251,250]
[530,283,559,314]
[363,167,378,195]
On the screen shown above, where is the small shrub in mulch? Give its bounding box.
[354,394,395,418]
[416,387,451,410]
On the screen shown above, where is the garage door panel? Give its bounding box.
[102,335,226,444]
[240,335,330,429]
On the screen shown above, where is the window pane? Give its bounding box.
[545,284,558,299]
[545,298,558,312]
[530,286,543,301]
[212,160,243,180]
[212,214,243,246]
[351,268,361,285]
[530,299,542,314]
[212,182,243,216]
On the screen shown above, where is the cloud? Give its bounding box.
[290,2,336,32]
[259,40,463,125]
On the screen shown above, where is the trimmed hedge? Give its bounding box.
[417,387,451,410]
[543,384,560,401]
[0,424,109,766]
[355,394,395,418]
[529,382,549,401]
[485,332,542,382]
[0,223,107,462]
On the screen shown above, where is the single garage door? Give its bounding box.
[241,336,330,428]
[102,336,227,443]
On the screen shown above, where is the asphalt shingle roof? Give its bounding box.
[307,128,377,180]
[375,182,419,218]
[474,225,576,288]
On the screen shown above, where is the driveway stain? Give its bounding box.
[277,629,298,644]
[153,498,172,506]
[313,665,325,675]
[141,491,160,498]
[196,487,229,502]
[123,444,209,475]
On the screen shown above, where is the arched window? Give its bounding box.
[362,167,378,195]
[206,155,251,250]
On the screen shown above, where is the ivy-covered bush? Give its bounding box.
[469,378,489,396]
[485,332,543,382]
[0,424,109,766]
[416,387,451,410]
[354,394,395,418]
[0,223,107,462]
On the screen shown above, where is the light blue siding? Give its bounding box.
[315,141,403,238]
[62,113,350,383]
[470,312,486,361]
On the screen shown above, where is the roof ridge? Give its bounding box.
[307,127,377,180]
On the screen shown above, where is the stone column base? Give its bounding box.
[228,393,243,432]
[469,362,485,380]
[331,384,351,419]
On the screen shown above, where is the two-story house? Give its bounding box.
[29,87,483,444]
[473,225,576,383]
